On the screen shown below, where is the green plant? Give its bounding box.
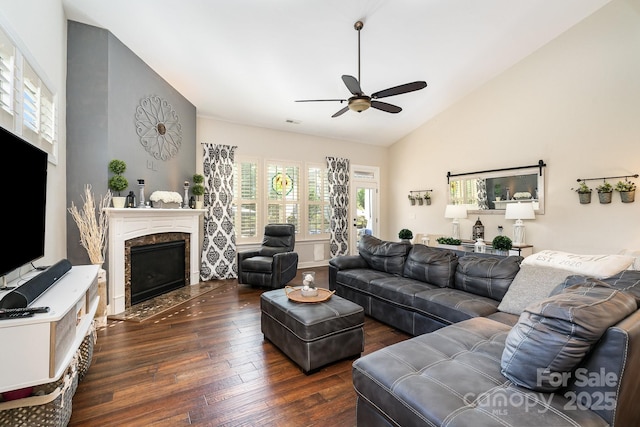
[407,194,415,200]
[492,235,513,251]
[573,181,591,194]
[615,180,636,192]
[192,173,204,184]
[596,182,613,193]
[436,237,462,245]
[108,159,128,195]
[398,229,413,240]
[423,192,431,200]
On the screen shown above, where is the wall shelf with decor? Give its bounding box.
[408,189,433,206]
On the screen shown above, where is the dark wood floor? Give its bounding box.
[69,267,410,427]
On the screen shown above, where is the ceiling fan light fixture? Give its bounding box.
[348,96,371,112]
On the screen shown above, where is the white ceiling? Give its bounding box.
[62,0,610,147]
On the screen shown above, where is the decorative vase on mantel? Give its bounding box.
[112,196,126,208]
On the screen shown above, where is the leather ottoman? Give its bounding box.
[260,288,365,374]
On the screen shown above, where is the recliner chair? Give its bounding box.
[237,223,298,289]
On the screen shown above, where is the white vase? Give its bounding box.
[112,196,126,208]
[195,200,204,209]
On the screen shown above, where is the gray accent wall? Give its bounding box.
[66,21,196,266]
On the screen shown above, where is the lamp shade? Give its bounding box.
[504,202,536,220]
[444,204,467,219]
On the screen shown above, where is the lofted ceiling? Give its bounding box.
[62,0,610,147]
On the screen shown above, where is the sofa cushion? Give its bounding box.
[402,244,458,288]
[357,234,411,275]
[413,288,501,325]
[497,264,575,315]
[334,268,392,294]
[521,250,635,279]
[501,280,637,392]
[368,276,438,308]
[454,255,522,301]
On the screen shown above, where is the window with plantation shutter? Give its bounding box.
[266,161,300,233]
[22,60,55,148]
[233,158,260,240]
[307,164,330,238]
[0,27,15,130]
[0,22,57,161]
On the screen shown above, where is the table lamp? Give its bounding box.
[504,202,535,245]
[444,205,467,239]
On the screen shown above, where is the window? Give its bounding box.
[307,164,330,238]
[266,161,300,232]
[232,157,329,243]
[0,22,57,162]
[233,158,259,239]
[0,27,15,130]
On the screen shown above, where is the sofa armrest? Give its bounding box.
[329,255,368,270]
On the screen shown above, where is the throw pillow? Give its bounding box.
[497,265,575,315]
[521,250,634,279]
[501,280,637,392]
[552,269,640,305]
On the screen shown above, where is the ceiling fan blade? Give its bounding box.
[371,81,427,99]
[342,75,363,95]
[295,99,346,103]
[371,100,402,114]
[331,106,350,118]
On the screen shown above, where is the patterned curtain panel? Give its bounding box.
[326,157,350,258]
[476,179,489,210]
[200,144,238,280]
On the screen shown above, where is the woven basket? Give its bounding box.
[0,358,78,427]
[77,321,97,381]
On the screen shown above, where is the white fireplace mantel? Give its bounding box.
[106,208,205,315]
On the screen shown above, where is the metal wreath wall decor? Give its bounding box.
[135,95,183,160]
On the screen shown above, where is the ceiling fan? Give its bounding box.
[296,20,427,118]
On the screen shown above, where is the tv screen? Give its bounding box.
[0,125,48,277]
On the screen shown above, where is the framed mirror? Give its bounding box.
[448,162,546,215]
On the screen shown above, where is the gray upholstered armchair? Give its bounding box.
[237,223,298,289]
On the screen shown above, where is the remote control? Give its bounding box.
[0,306,50,315]
[0,311,34,320]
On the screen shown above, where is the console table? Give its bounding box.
[0,265,99,393]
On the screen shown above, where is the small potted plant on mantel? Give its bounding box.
[596,182,613,204]
[108,159,128,208]
[436,236,463,250]
[573,181,592,204]
[191,173,205,209]
[615,179,636,203]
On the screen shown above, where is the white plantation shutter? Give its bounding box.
[0,28,15,130]
[233,159,259,239]
[307,165,330,238]
[266,161,300,233]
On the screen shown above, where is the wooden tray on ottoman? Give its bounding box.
[285,286,335,303]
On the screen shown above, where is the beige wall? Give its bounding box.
[388,0,640,255]
[196,118,389,266]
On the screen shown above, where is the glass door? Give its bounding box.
[350,166,379,255]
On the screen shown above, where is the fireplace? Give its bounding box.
[127,233,188,306]
[106,208,205,315]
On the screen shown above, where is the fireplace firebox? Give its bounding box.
[130,240,186,305]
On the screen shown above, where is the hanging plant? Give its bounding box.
[615,179,636,203]
[572,181,592,204]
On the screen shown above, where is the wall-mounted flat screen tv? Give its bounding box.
[0,125,48,277]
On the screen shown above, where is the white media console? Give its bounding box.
[0,265,99,393]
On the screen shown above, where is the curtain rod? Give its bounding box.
[447,160,546,184]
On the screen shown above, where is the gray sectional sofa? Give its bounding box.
[328,235,640,427]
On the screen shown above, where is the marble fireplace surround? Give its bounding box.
[106,208,205,315]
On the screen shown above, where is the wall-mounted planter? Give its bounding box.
[598,192,612,204]
[578,192,591,204]
[619,190,635,203]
